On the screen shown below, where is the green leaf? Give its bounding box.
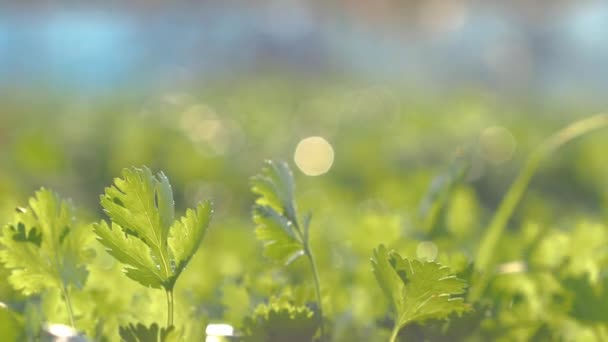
[253,205,304,265]
[97,166,212,291]
[100,167,171,259]
[251,161,305,265]
[0,189,90,296]
[242,297,319,342]
[119,322,177,342]
[92,221,164,289]
[251,160,298,229]
[168,202,212,278]
[371,245,469,334]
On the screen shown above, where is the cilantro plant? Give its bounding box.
[93,166,212,328]
[242,296,320,342]
[0,189,91,328]
[119,322,176,342]
[371,245,469,342]
[250,160,324,339]
[2,109,608,341]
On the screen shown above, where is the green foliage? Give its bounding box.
[251,160,306,265]
[242,297,320,342]
[93,167,212,291]
[371,245,469,340]
[251,160,326,339]
[563,275,608,323]
[119,322,176,342]
[0,189,90,296]
[2,94,608,342]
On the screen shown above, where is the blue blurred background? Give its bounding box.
[1,1,607,99]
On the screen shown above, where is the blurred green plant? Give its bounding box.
[251,160,324,339]
[242,296,320,342]
[0,189,92,328]
[1,84,608,341]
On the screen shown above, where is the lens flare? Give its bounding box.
[294,136,335,176]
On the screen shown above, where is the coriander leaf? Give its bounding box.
[0,188,90,296]
[93,221,164,289]
[250,161,326,339]
[371,245,469,337]
[251,161,305,265]
[251,160,298,231]
[242,297,319,342]
[253,205,304,265]
[119,322,176,342]
[168,202,212,278]
[100,167,171,262]
[97,166,212,292]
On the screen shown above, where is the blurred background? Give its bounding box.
[1,1,608,340]
[2,1,608,98]
[1,0,607,207]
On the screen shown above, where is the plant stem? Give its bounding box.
[158,244,174,327]
[471,114,608,300]
[305,246,325,341]
[166,289,174,327]
[389,325,400,342]
[61,285,76,328]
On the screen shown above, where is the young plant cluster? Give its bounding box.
[1,114,608,341]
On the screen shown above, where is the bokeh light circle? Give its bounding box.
[294,136,335,176]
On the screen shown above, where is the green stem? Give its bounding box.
[157,243,174,327]
[471,114,608,300]
[61,285,76,328]
[166,289,174,327]
[305,246,325,341]
[389,325,400,342]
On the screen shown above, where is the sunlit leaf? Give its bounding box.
[371,245,469,335]
[96,166,212,291]
[251,161,305,265]
[0,189,90,295]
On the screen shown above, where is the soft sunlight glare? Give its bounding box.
[294,136,335,176]
[206,323,235,336]
[46,323,78,338]
[497,261,527,274]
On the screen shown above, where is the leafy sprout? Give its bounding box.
[0,188,92,328]
[371,245,469,342]
[119,322,177,342]
[251,160,325,340]
[93,166,212,328]
[242,296,320,342]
